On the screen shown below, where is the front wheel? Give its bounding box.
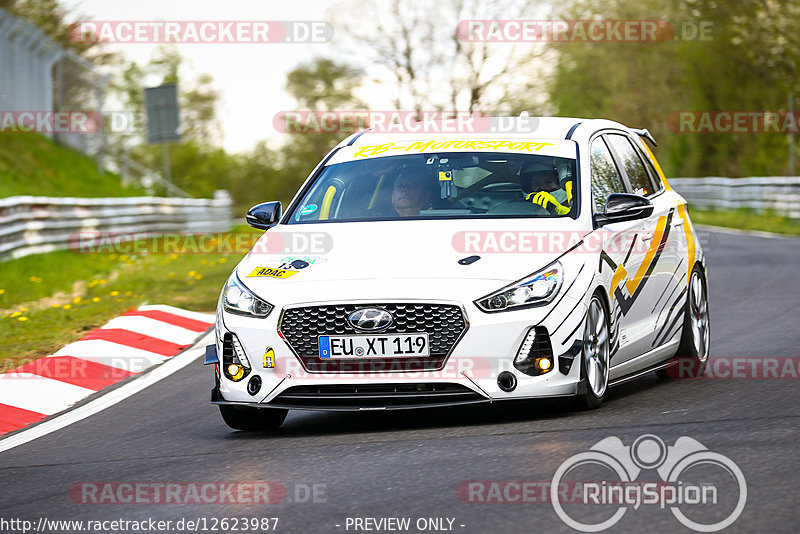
[219,405,288,431]
[574,294,610,410]
[657,266,710,379]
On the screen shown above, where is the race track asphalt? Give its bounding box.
[1,228,798,533]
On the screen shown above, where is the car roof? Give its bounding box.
[337,116,633,148]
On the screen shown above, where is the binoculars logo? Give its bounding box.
[551,434,746,532]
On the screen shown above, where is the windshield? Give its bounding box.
[287,151,579,223]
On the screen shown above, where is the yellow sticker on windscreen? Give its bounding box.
[247,267,298,279]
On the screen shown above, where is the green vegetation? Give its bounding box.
[549,0,800,178]
[689,208,800,236]
[0,226,261,368]
[0,133,145,198]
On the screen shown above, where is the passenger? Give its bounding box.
[523,168,572,215]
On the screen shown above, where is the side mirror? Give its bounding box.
[594,193,654,227]
[246,201,282,230]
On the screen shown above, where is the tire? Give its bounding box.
[574,294,610,410]
[657,266,710,379]
[219,405,288,431]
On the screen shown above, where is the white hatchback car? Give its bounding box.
[205,117,709,431]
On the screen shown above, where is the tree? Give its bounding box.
[279,57,365,168]
[330,0,544,114]
[547,0,800,177]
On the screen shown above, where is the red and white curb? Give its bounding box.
[0,305,213,436]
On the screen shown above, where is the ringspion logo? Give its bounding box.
[550,434,746,532]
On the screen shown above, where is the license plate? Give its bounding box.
[318,334,430,359]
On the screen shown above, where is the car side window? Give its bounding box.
[590,137,626,212]
[636,144,665,194]
[606,134,657,197]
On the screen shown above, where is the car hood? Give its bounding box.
[235,219,590,297]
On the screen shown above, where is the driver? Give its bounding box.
[391,169,433,217]
[523,167,572,215]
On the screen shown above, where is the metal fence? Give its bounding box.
[0,9,61,116]
[0,8,109,168]
[670,177,800,219]
[0,191,233,261]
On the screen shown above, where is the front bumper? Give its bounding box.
[208,282,589,411]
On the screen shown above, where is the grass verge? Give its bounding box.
[688,208,800,236]
[0,132,145,198]
[0,226,261,369]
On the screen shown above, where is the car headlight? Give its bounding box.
[222,273,274,318]
[476,261,563,312]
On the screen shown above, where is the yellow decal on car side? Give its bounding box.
[677,203,695,281]
[609,215,668,301]
[641,142,672,191]
[624,215,668,296]
[609,265,628,301]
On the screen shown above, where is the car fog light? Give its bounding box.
[222,333,252,382]
[514,327,555,376]
[226,363,245,381]
[247,375,262,396]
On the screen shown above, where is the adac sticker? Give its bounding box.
[247,267,298,279]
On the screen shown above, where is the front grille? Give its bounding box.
[278,303,468,373]
[271,383,485,409]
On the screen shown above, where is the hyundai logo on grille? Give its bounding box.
[348,308,394,331]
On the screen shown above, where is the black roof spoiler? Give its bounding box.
[631,128,657,147]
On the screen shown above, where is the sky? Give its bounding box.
[61,0,363,153]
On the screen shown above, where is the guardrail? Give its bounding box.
[670,177,800,219]
[0,190,233,261]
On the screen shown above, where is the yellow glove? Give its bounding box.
[526,191,570,215]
